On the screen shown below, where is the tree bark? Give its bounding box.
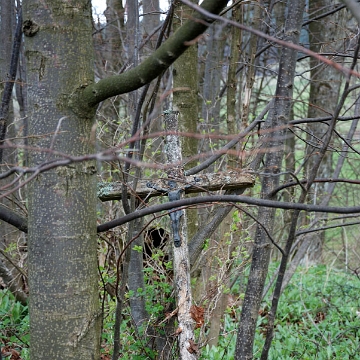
[173,0,199,240]
[305,0,345,263]
[142,0,160,51]
[128,216,148,329]
[164,110,197,360]
[235,1,305,358]
[0,0,26,304]
[104,0,125,72]
[226,3,241,166]
[19,0,229,358]
[24,1,101,358]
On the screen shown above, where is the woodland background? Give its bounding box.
[1,0,360,359]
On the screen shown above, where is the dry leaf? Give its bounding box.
[2,346,21,360]
[190,304,205,329]
[187,339,199,354]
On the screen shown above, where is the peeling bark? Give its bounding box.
[164,111,197,360]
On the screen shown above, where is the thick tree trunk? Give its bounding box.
[20,0,229,358]
[24,1,100,358]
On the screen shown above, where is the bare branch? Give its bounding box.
[96,194,360,233]
[0,259,27,305]
[0,204,27,232]
[180,0,360,79]
[185,113,268,176]
[296,220,360,236]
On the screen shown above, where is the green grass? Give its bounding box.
[201,265,360,359]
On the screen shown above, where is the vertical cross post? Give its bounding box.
[163,110,197,359]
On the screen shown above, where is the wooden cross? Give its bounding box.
[97,111,255,358]
[98,169,254,202]
[97,113,255,245]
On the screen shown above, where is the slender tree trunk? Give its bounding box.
[128,216,148,329]
[305,0,345,263]
[0,1,27,304]
[0,0,14,256]
[24,1,101,358]
[199,22,224,167]
[164,111,197,360]
[104,0,125,72]
[112,239,130,360]
[235,1,305,358]
[240,2,260,130]
[280,96,360,292]
[0,0,15,158]
[194,19,226,307]
[206,214,233,348]
[142,0,160,51]
[226,3,241,166]
[124,0,150,338]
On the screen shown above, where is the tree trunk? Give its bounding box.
[104,0,125,72]
[164,111,197,360]
[226,3,241,166]
[24,1,101,358]
[128,216,148,329]
[240,2,260,131]
[124,0,152,342]
[199,22,224,170]
[305,0,345,263]
[142,0,160,51]
[173,0,199,240]
[235,0,305,358]
[0,0,25,303]
[20,0,230,358]
[206,213,233,348]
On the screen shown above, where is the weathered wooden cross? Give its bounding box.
[97,111,254,359]
[98,168,254,202]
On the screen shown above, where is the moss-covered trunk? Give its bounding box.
[24,1,100,358]
[173,0,199,240]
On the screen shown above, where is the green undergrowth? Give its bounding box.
[1,265,359,359]
[201,265,360,359]
[0,291,29,359]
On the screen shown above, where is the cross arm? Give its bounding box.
[97,170,255,202]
